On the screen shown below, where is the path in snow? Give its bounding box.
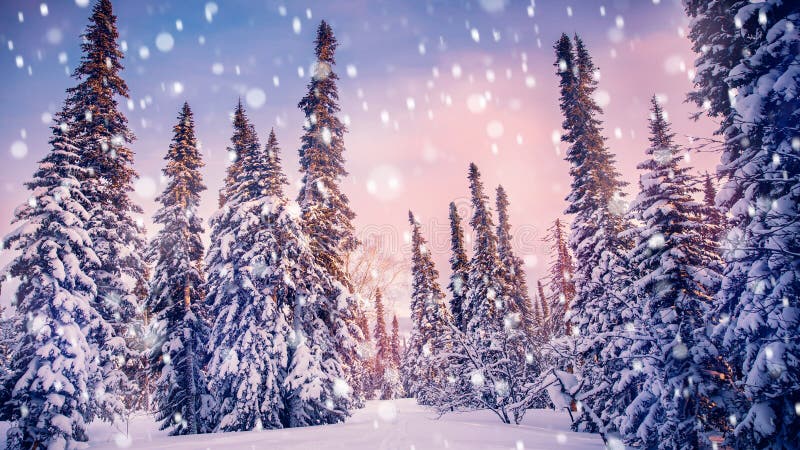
[1,399,604,449]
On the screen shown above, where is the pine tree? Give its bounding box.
[261,129,352,427]
[553,33,634,435]
[619,97,724,448]
[531,291,544,337]
[127,265,152,412]
[147,103,212,435]
[372,290,388,396]
[297,21,358,271]
[536,280,554,340]
[371,290,401,399]
[405,211,451,405]
[464,164,506,333]
[390,314,402,369]
[447,202,469,332]
[687,3,800,447]
[495,185,534,335]
[431,165,539,421]
[205,115,291,431]
[296,20,364,403]
[701,173,726,245]
[62,0,146,420]
[544,219,575,337]
[1,108,103,450]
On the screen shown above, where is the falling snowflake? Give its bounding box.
[155,32,174,52]
[332,378,351,398]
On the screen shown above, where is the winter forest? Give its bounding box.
[0,0,798,449]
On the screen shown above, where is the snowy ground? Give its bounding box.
[0,399,603,450]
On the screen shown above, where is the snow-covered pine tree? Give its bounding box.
[447,202,469,332]
[390,314,402,370]
[61,0,146,420]
[371,290,401,399]
[205,111,291,431]
[544,219,575,337]
[372,290,389,396]
[702,173,725,237]
[536,280,555,341]
[553,33,634,435]
[464,164,506,333]
[385,313,404,400]
[531,289,544,338]
[495,185,534,336]
[296,20,364,403]
[127,265,152,412]
[432,164,541,421]
[619,96,724,448]
[687,2,800,446]
[255,129,352,427]
[405,211,451,405]
[1,108,103,450]
[147,103,212,435]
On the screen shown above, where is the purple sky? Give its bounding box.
[0,0,719,322]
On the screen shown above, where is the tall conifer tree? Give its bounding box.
[405,212,451,405]
[372,290,400,399]
[1,106,107,450]
[147,103,212,435]
[447,202,469,331]
[619,97,723,448]
[544,219,575,337]
[296,21,364,402]
[495,185,534,335]
[390,314,402,369]
[686,2,800,446]
[61,0,147,418]
[206,114,291,431]
[554,33,633,434]
[464,164,505,333]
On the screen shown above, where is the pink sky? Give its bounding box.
[0,1,720,324]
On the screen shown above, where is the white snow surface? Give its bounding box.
[1,399,602,449]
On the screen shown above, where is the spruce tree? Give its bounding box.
[390,314,402,369]
[1,108,104,450]
[147,103,212,435]
[702,173,724,234]
[536,280,555,340]
[447,202,469,332]
[296,20,364,402]
[406,211,451,405]
[372,290,388,395]
[495,185,534,335]
[544,218,575,337]
[205,115,290,431]
[434,165,536,420]
[371,290,401,399]
[297,20,358,276]
[687,3,800,446]
[553,33,633,434]
[63,0,146,419]
[531,289,544,337]
[464,164,506,333]
[619,97,723,448]
[260,129,351,427]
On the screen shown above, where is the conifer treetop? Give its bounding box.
[315,20,337,64]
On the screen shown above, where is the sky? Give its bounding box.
[0,0,719,325]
